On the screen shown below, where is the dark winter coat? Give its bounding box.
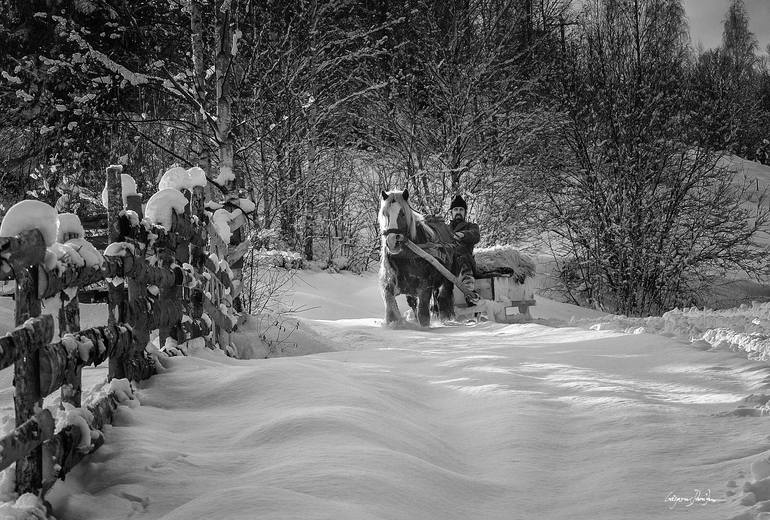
[450,220,480,255]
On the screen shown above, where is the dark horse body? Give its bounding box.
[379,189,455,326]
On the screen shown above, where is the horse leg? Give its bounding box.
[406,295,418,314]
[417,287,432,327]
[382,286,402,324]
[437,280,455,322]
[430,288,439,318]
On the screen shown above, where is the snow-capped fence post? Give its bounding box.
[57,238,82,339]
[208,231,225,348]
[156,211,181,349]
[105,164,129,380]
[105,164,125,243]
[13,240,46,494]
[57,221,86,339]
[106,164,127,328]
[123,193,151,381]
[13,314,54,495]
[125,194,143,219]
[15,265,41,326]
[190,186,207,318]
[58,293,83,407]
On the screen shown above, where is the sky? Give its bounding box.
[684,0,770,52]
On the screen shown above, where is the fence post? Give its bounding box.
[156,211,180,349]
[57,227,83,339]
[209,229,228,349]
[123,194,152,378]
[190,187,207,326]
[14,290,50,495]
[59,291,82,408]
[106,165,126,380]
[58,294,80,336]
[14,265,40,326]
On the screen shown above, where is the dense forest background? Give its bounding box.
[1,0,770,316]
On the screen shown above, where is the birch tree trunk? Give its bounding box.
[191,0,210,172]
[214,0,246,312]
[303,109,316,261]
[216,0,235,192]
[303,0,319,261]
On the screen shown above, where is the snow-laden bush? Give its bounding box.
[251,249,304,270]
[238,247,302,356]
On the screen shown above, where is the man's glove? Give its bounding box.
[453,232,465,240]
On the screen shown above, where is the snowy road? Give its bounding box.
[3,272,769,519]
[294,318,768,520]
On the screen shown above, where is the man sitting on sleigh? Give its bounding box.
[448,194,480,305]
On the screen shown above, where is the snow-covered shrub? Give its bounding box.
[238,247,301,356]
[249,228,279,250]
[311,237,374,274]
[250,249,304,270]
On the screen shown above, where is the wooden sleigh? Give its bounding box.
[405,240,536,324]
[453,273,536,323]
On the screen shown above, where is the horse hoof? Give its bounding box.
[383,318,404,329]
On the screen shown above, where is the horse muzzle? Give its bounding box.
[385,232,405,253]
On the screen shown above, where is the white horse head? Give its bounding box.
[379,189,434,254]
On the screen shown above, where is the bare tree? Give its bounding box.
[538,0,769,315]
[363,0,568,214]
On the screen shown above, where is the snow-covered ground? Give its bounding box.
[1,271,770,519]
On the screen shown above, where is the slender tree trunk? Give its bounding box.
[277,137,296,249]
[304,126,316,260]
[216,0,235,191]
[215,0,245,314]
[303,0,319,261]
[191,0,210,172]
[260,140,271,227]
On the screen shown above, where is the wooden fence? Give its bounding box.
[0,165,242,500]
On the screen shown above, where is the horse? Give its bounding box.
[378,189,455,326]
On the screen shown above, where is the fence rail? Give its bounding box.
[0,164,242,501]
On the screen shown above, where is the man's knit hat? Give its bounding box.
[449,194,467,211]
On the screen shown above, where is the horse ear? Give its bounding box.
[381,190,389,201]
[402,189,409,201]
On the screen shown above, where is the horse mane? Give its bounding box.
[380,190,436,242]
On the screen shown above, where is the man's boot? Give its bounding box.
[460,268,479,306]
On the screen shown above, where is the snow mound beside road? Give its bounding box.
[573,302,770,361]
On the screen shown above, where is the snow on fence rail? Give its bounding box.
[0,164,247,501]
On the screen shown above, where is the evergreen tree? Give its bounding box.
[688,0,767,162]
